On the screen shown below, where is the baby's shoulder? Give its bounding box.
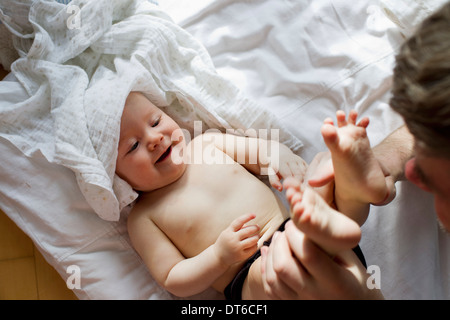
[129,192,161,218]
[184,132,225,160]
[188,132,223,145]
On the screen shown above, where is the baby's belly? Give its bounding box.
[207,179,288,293]
[155,162,290,293]
[179,175,288,258]
[166,165,289,257]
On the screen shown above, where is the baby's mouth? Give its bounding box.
[156,146,172,163]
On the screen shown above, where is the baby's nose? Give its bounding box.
[147,132,164,151]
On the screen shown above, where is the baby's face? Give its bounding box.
[116,92,186,192]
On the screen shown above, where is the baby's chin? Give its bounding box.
[136,161,188,193]
[170,161,188,184]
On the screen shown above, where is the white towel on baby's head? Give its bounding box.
[0,0,302,221]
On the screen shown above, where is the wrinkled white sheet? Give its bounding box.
[0,0,301,222]
[0,0,449,299]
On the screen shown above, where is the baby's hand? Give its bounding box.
[283,176,302,209]
[268,144,308,191]
[214,214,260,266]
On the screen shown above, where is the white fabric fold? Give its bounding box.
[0,0,302,221]
[379,0,449,38]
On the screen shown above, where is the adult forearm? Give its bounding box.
[373,125,414,182]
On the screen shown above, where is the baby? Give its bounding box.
[116,92,388,299]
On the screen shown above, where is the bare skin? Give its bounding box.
[260,124,412,300]
[285,183,362,256]
[321,110,389,225]
[119,92,307,298]
[121,96,386,299]
[246,110,391,298]
[283,110,389,255]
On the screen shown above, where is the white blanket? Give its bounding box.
[0,0,449,300]
[0,0,301,222]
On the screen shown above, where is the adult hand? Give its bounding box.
[260,221,383,299]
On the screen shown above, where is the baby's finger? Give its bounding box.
[268,172,283,191]
[237,224,260,240]
[277,163,294,181]
[241,235,260,250]
[231,213,256,231]
[290,161,307,183]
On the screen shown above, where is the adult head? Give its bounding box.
[390,2,450,231]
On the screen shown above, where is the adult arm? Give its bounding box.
[259,126,414,299]
[371,125,414,204]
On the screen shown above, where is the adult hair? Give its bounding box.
[390,2,450,158]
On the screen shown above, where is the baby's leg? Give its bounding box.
[321,110,388,225]
[242,183,362,299]
[285,180,362,255]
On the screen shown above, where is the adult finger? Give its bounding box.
[260,246,280,299]
[285,221,365,294]
[284,221,339,281]
[260,233,298,299]
[268,230,308,299]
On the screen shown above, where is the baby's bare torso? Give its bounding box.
[136,144,288,292]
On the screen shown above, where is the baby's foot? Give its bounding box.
[287,184,361,256]
[321,110,388,224]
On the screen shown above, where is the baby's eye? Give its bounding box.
[152,117,161,127]
[128,141,139,154]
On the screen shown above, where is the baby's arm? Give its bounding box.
[128,211,259,297]
[128,211,226,297]
[166,214,259,297]
[200,132,307,190]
